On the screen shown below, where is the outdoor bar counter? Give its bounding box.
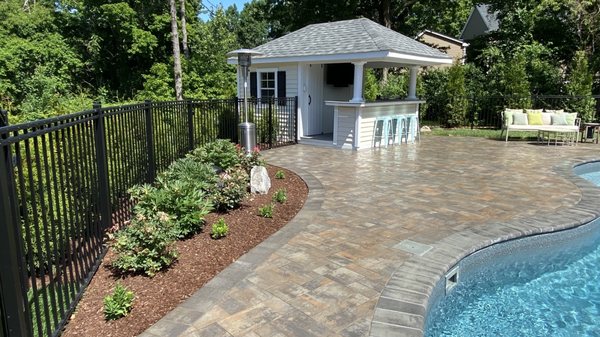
[325,100,424,150]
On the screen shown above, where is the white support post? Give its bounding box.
[350,61,367,103]
[407,66,419,100]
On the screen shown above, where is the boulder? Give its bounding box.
[420,125,432,132]
[250,166,271,194]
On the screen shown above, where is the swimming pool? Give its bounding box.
[424,162,600,337]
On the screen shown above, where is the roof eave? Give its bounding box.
[228,51,452,67]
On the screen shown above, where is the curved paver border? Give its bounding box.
[140,165,324,337]
[369,156,600,337]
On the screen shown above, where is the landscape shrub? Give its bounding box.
[129,180,212,239]
[112,139,259,275]
[210,218,229,239]
[160,156,216,189]
[210,166,249,211]
[111,211,178,276]
[238,146,264,173]
[103,283,134,320]
[191,139,241,171]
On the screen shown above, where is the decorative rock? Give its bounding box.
[420,125,432,132]
[250,166,271,194]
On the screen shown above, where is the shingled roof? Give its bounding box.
[233,18,452,66]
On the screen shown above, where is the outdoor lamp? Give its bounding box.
[226,48,263,153]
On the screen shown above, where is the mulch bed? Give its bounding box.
[61,165,308,337]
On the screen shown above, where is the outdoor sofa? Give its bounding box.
[501,109,580,142]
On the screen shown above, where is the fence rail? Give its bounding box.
[421,95,600,128]
[0,97,297,337]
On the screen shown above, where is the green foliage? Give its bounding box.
[363,69,380,101]
[238,147,265,173]
[191,139,242,170]
[501,53,531,108]
[236,0,270,48]
[185,8,238,100]
[211,166,249,211]
[103,283,134,320]
[566,50,595,122]
[131,159,214,239]
[258,203,274,218]
[210,218,229,239]
[112,211,178,277]
[380,72,408,100]
[444,63,468,127]
[421,68,449,123]
[274,170,285,179]
[137,63,175,101]
[256,106,279,144]
[272,188,287,204]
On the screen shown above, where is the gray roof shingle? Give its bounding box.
[253,18,451,60]
[476,4,499,32]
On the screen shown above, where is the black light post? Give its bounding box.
[227,49,263,153]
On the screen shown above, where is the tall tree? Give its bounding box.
[180,0,190,59]
[169,0,183,100]
[566,50,595,122]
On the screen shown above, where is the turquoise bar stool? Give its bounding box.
[407,114,419,143]
[373,116,393,147]
[392,115,407,144]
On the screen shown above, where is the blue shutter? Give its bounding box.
[250,72,257,98]
[277,71,286,106]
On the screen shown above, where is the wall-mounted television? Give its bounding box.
[326,63,354,87]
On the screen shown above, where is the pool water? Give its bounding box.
[425,167,600,337]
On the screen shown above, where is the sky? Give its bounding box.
[199,0,252,21]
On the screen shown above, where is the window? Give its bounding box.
[260,72,276,98]
[250,70,286,103]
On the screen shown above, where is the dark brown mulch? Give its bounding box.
[62,165,308,337]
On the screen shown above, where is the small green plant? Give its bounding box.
[274,170,285,179]
[210,218,229,239]
[103,283,134,321]
[272,188,287,204]
[258,203,274,218]
[111,212,178,276]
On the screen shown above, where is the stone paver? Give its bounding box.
[143,136,600,337]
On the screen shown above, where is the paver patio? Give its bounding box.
[141,136,600,337]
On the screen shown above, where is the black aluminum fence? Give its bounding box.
[421,95,600,128]
[0,97,297,337]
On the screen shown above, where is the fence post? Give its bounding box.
[187,100,194,151]
[294,96,298,144]
[92,102,111,232]
[0,110,32,337]
[469,95,475,129]
[268,98,273,149]
[144,100,156,183]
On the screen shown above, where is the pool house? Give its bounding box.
[228,18,452,150]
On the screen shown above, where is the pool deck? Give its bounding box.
[141,136,600,337]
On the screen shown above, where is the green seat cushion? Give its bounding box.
[551,114,568,125]
[513,113,528,125]
[527,112,543,125]
[565,113,577,125]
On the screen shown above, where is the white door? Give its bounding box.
[305,64,324,136]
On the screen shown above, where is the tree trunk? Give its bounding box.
[169,0,183,100]
[180,0,189,59]
[380,0,391,84]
